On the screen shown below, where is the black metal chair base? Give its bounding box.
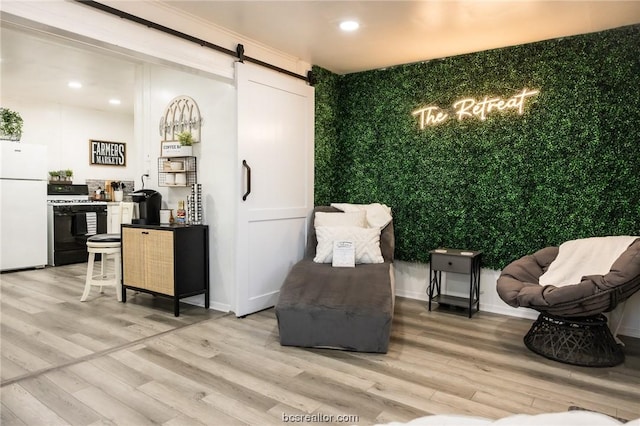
[524,313,624,367]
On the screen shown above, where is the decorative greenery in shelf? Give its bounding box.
[48,171,60,181]
[177,131,193,146]
[0,107,24,141]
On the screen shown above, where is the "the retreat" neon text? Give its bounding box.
[412,88,539,129]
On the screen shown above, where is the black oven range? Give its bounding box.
[47,184,107,266]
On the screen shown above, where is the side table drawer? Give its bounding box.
[431,254,472,273]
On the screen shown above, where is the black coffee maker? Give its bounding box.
[131,189,162,225]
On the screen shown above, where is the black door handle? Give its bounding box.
[242,160,251,201]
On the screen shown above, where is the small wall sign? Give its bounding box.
[413,88,540,128]
[161,141,193,157]
[89,140,126,166]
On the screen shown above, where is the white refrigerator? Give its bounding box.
[0,142,48,271]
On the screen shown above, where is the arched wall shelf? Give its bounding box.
[159,95,202,143]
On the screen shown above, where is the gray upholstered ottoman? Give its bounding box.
[275,206,395,353]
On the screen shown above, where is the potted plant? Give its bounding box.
[177,131,193,146]
[64,169,73,182]
[175,131,194,156]
[49,171,60,182]
[0,107,24,141]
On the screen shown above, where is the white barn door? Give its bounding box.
[235,62,314,317]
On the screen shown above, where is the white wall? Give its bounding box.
[1,97,135,184]
[142,64,237,311]
[394,260,640,338]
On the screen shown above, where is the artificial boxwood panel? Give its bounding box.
[314,25,640,270]
[313,66,342,204]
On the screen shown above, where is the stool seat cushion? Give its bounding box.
[87,234,121,243]
[87,233,121,249]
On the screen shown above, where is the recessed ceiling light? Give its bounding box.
[339,20,360,32]
[109,99,121,105]
[68,81,82,89]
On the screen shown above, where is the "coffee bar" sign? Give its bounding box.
[412,88,539,128]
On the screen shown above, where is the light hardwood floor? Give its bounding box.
[1,264,639,425]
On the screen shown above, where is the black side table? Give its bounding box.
[428,248,482,318]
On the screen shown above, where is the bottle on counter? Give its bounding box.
[176,200,186,224]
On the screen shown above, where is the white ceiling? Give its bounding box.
[1,24,138,114]
[160,0,640,74]
[2,1,640,114]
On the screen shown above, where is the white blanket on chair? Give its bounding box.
[330,203,392,229]
[539,235,639,288]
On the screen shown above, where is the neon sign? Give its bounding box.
[412,88,539,128]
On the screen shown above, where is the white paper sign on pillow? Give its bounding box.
[314,226,384,264]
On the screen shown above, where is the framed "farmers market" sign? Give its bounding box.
[89,140,126,166]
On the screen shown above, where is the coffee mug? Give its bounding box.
[160,209,172,224]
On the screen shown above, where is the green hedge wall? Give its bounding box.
[313,67,342,204]
[314,25,640,270]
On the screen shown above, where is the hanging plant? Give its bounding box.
[0,107,24,141]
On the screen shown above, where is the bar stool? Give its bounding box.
[81,202,134,302]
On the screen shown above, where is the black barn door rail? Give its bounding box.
[75,0,313,84]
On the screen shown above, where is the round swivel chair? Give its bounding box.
[497,236,640,367]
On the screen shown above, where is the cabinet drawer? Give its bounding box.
[431,254,471,274]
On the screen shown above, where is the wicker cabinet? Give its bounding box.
[121,224,209,316]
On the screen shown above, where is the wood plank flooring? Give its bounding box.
[2,264,639,425]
